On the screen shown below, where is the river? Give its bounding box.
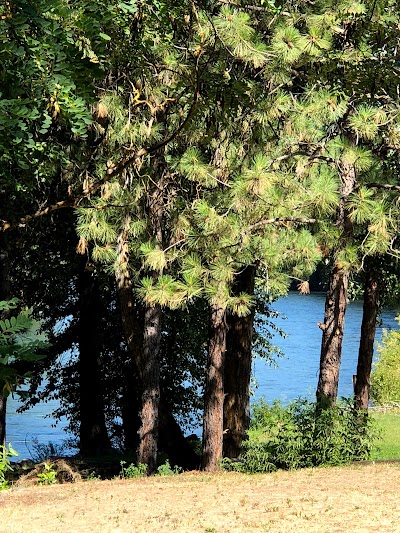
[7,292,398,459]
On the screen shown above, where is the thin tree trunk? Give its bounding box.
[116,261,198,470]
[316,160,356,408]
[77,256,111,456]
[223,265,256,459]
[201,303,227,471]
[0,232,11,447]
[354,266,380,410]
[316,266,349,407]
[137,302,161,473]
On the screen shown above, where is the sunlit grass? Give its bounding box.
[371,409,400,460]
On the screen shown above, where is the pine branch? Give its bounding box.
[1,56,202,234]
[106,54,202,179]
[219,217,317,251]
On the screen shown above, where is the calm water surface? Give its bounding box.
[254,292,398,402]
[7,292,398,459]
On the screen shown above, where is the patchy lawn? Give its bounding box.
[371,409,400,460]
[1,463,400,532]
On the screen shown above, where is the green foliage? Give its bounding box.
[86,471,102,481]
[156,459,182,476]
[37,462,57,486]
[5,0,400,474]
[119,461,147,479]
[119,459,182,478]
[223,399,378,473]
[0,0,108,193]
[371,319,400,405]
[0,301,48,398]
[0,443,18,490]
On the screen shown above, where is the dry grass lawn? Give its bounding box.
[1,463,400,532]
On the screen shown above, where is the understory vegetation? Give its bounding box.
[223,398,379,473]
[3,402,400,489]
[371,318,400,405]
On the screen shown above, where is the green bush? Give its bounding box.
[156,459,182,476]
[37,462,57,485]
[223,398,378,473]
[119,461,147,479]
[371,318,400,405]
[0,443,18,490]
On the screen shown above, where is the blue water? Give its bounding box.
[6,292,398,459]
[7,395,69,459]
[254,293,398,402]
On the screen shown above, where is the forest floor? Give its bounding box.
[1,462,400,532]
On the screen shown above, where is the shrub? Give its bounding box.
[223,398,378,473]
[119,459,183,478]
[37,462,57,485]
[119,461,147,479]
[0,443,18,490]
[371,318,400,405]
[156,459,183,476]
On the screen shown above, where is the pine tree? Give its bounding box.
[243,0,400,407]
[76,1,339,471]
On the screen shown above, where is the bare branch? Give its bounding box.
[367,182,400,192]
[0,198,77,232]
[246,217,316,233]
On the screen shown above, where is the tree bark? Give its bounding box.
[316,160,356,408]
[116,265,198,470]
[316,266,350,407]
[354,266,380,410]
[77,256,111,456]
[0,232,11,447]
[223,265,256,459]
[137,302,161,473]
[201,303,227,471]
[116,212,161,473]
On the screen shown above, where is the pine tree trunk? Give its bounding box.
[116,258,198,469]
[0,232,11,447]
[116,213,197,471]
[77,256,111,456]
[316,265,349,407]
[223,265,256,459]
[201,304,227,471]
[137,302,161,473]
[354,266,380,410]
[116,213,161,473]
[316,160,355,408]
